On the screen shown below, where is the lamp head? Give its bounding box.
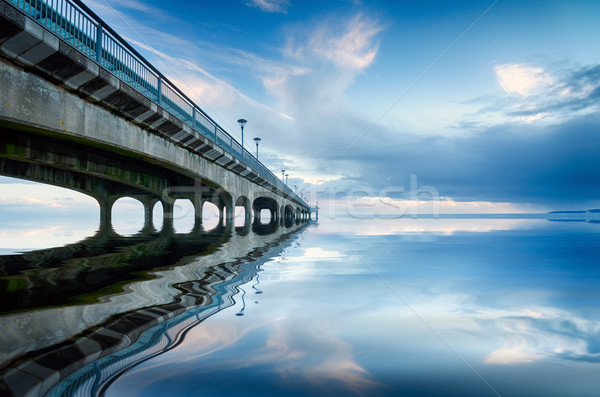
[237,119,247,128]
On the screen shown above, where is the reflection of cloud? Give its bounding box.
[302,247,344,259]
[0,226,97,252]
[476,308,600,365]
[366,291,600,367]
[485,346,541,364]
[232,318,381,395]
[130,315,380,395]
[317,217,543,236]
[276,246,362,278]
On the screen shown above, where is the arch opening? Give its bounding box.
[152,201,164,231]
[235,206,246,227]
[112,197,144,235]
[173,198,194,233]
[234,195,249,227]
[0,176,99,253]
[252,197,278,225]
[202,201,220,231]
[260,209,272,224]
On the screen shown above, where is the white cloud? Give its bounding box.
[126,39,294,126]
[246,0,291,14]
[494,64,555,96]
[0,181,96,207]
[307,14,383,70]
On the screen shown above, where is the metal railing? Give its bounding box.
[5,0,307,207]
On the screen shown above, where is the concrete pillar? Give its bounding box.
[192,196,205,232]
[253,205,261,223]
[138,196,159,233]
[243,203,251,227]
[225,204,234,225]
[97,195,117,233]
[162,199,175,232]
[218,203,225,225]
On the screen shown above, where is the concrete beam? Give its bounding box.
[0,4,309,212]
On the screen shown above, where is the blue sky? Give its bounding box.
[3,0,600,217]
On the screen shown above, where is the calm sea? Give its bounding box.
[2,215,599,396]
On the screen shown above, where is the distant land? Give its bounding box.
[546,209,600,222]
[548,209,600,214]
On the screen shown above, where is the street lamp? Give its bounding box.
[285,173,289,185]
[237,118,247,159]
[294,184,298,193]
[281,169,285,181]
[253,137,261,160]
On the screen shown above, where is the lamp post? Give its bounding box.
[253,137,261,160]
[294,184,298,193]
[285,174,289,185]
[237,118,247,160]
[281,169,285,181]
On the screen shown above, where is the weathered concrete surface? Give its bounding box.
[0,58,281,200]
[0,2,308,222]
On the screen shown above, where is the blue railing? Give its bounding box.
[5,0,307,207]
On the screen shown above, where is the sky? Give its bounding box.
[3,0,600,218]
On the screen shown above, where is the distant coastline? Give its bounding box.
[548,209,600,214]
[546,209,600,222]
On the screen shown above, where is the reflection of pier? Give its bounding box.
[0,226,232,314]
[0,222,307,396]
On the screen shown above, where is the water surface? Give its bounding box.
[101,216,600,397]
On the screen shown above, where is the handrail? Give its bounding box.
[4,0,307,207]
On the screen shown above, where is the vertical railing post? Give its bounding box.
[214,126,217,143]
[192,107,196,130]
[157,77,162,105]
[95,23,102,63]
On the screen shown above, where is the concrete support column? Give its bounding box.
[192,197,205,232]
[162,199,175,232]
[253,205,261,223]
[225,204,234,225]
[217,202,224,225]
[97,195,117,233]
[244,203,252,227]
[137,196,159,233]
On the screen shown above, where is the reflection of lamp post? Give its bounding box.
[253,137,261,160]
[281,169,285,181]
[294,184,298,193]
[237,118,247,160]
[285,174,289,185]
[252,273,263,294]
[236,286,246,316]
